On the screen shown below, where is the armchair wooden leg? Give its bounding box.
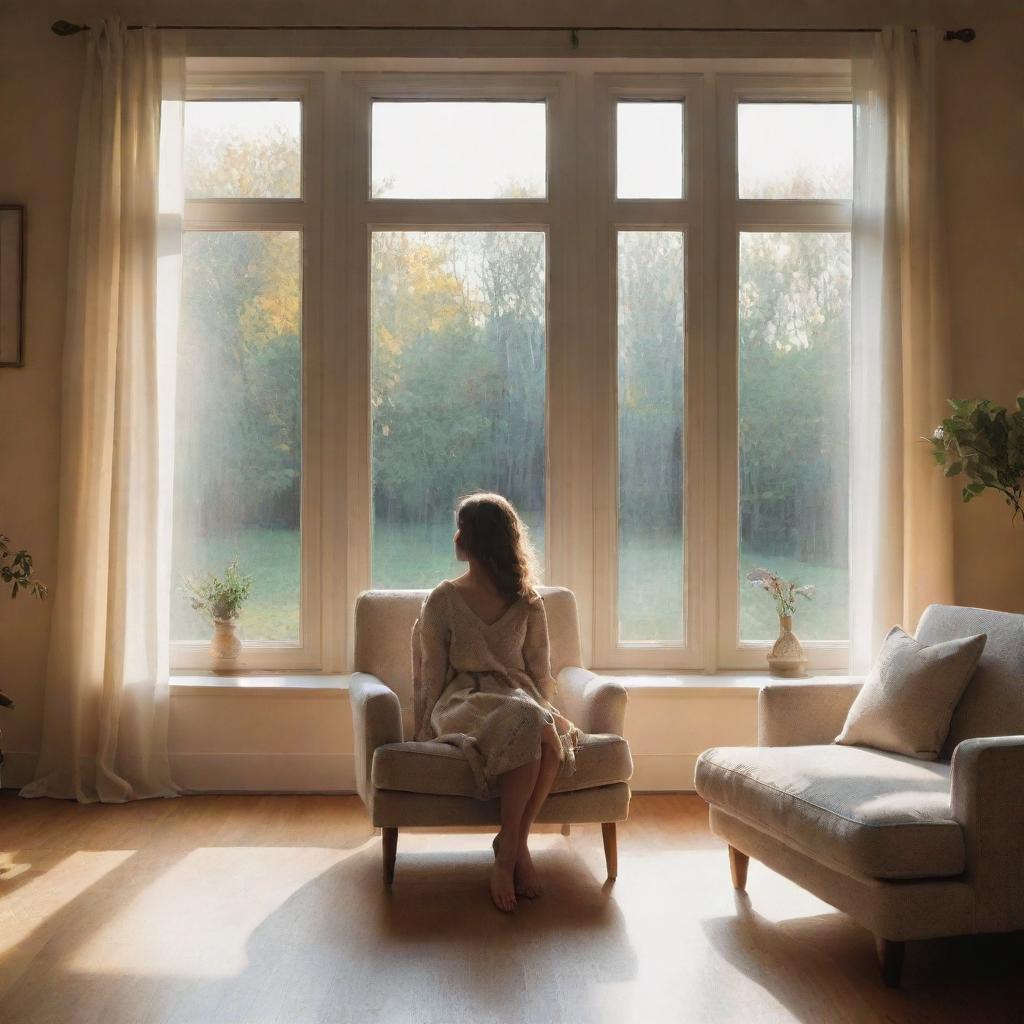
[382,827,398,885]
[875,937,905,988]
[728,845,749,891]
[560,823,571,837]
[601,822,618,880]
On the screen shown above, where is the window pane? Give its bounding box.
[618,231,685,643]
[738,103,852,199]
[617,102,684,199]
[371,103,546,199]
[738,231,850,643]
[371,232,546,586]
[184,101,301,199]
[172,231,302,643]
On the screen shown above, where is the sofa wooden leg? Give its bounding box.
[875,937,905,988]
[601,822,618,880]
[560,822,571,837]
[382,827,398,885]
[728,845,749,891]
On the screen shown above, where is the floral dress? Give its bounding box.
[412,579,583,799]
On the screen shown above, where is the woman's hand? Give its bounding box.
[552,712,574,736]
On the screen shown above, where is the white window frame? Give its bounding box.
[171,71,324,671]
[171,56,855,676]
[715,73,853,671]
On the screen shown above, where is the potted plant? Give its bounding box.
[746,567,816,677]
[1,534,47,782]
[181,560,253,661]
[928,396,1024,524]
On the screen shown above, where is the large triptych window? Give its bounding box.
[170,59,853,674]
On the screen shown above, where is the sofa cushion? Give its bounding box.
[835,626,986,759]
[695,744,964,880]
[372,732,633,798]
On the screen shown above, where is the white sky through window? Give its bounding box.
[182,98,853,204]
[184,100,300,147]
[738,103,853,198]
[371,101,547,198]
[617,102,684,198]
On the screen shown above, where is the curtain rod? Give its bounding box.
[50,21,976,44]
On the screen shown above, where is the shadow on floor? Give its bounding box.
[1,813,637,1024]
[701,890,1024,1024]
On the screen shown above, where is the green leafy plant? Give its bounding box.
[1,533,46,745]
[746,567,815,618]
[928,397,1024,523]
[0,535,47,600]
[181,561,253,622]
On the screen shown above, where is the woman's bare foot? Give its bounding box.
[515,842,543,898]
[493,833,542,900]
[490,833,517,913]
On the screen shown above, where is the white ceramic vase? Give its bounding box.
[210,618,242,661]
[767,614,808,678]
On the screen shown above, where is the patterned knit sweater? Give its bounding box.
[411,580,580,797]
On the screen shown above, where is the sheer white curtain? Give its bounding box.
[849,26,955,672]
[21,18,186,801]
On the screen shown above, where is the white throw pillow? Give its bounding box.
[835,626,987,760]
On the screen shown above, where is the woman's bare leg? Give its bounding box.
[514,722,563,897]
[493,756,541,912]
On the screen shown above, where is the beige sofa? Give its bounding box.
[349,587,633,884]
[695,604,1024,987]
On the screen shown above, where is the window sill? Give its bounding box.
[590,671,856,695]
[169,670,857,697]
[170,674,349,696]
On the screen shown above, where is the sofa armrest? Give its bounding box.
[757,680,863,746]
[349,672,403,807]
[557,666,628,736]
[951,735,1024,932]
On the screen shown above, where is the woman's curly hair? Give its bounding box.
[455,492,540,603]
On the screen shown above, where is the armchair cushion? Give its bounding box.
[372,732,633,799]
[695,744,965,880]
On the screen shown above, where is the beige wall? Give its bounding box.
[1,0,1021,788]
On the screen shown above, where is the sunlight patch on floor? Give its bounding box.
[63,841,375,978]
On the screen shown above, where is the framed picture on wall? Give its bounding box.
[0,205,25,367]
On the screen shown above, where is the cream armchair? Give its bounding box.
[696,604,1024,987]
[349,587,633,884]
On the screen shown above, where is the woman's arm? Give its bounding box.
[412,588,451,741]
[523,595,559,703]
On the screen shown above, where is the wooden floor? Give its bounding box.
[1,792,1022,1024]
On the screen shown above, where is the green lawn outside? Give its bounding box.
[171,524,848,648]
[371,516,546,591]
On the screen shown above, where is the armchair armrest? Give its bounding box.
[757,680,863,746]
[349,672,403,807]
[557,666,627,735]
[951,735,1024,932]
